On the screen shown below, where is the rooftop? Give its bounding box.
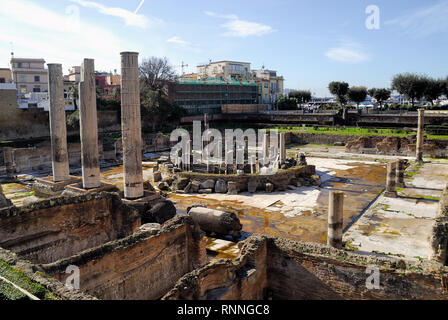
[176,77,259,86]
[197,60,251,67]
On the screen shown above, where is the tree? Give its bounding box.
[68,85,79,110]
[139,57,177,92]
[289,90,312,107]
[372,88,391,109]
[347,86,367,108]
[423,78,444,106]
[328,81,349,108]
[391,73,427,107]
[277,95,298,110]
[368,88,377,98]
[141,90,185,131]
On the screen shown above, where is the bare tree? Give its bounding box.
[139,57,177,92]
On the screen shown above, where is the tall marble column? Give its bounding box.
[121,52,144,199]
[48,64,70,182]
[79,59,101,189]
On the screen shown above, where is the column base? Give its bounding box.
[64,182,119,196]
[33,176,81,197]
[396,183,405,188]
[384,191,398,198]
[120,191,162,204]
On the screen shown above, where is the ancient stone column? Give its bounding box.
[121,52,144,199]
[79,59,101,189]
[48,64,70,182]
[204,113,209,130]
[327,191,344,249]
[3,147,14,179]
[395,159,405,188]
[0,184,12,208]
[279,132,286,165]
[384,162,398,198]
[262,133,269,166]
[416,109,425,163]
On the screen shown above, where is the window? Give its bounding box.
[34,76,40,82]
[33,86,41,92]
[0,78,5,83]
[19,75,25,82]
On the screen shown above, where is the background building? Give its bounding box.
[0,68,13,84]
[197,61,251,81]
[11,58,48,95]
[168,78,261,115]
[252,68,284,108]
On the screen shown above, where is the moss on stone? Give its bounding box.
[0,260,56,300]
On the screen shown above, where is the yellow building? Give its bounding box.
[0,68,13,84]
[252,68,284,107]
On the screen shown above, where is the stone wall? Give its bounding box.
[9,141,105,173]
[0,89,121,141]
[222,104,268,114]
[0,247,93,300]
[177,165,316,192]
[164,236,268,300]
[346,135,448,157]
[0,192,140,264]
[430,185,448,264]
[0,89,50,141]
[42,215,207,300]
[164,235,448,300]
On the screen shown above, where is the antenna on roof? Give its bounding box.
[10,42,14,59]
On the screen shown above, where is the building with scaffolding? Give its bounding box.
[168,77,261,115]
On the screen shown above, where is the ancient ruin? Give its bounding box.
[1,53,448,302]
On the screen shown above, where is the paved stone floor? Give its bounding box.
[343,161,447,260]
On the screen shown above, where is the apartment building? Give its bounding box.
[197,61,251,81]
[252,68,284,107]
[168,78,261,115]
[0,68,13,84]
[11,58,48,95]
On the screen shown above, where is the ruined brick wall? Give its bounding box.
[267,237,448,299]
[10,141,104,172]
[345,135,448,157]
[42,215,207,300]
[177,166,315,192]
[0,192,140,264]
[0,89,51,141]
[163,236,268,300]
[0,88,120,141]
[430,185,448,264]
[164,235,448,300]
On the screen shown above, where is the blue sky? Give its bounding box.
[0,0,447,96]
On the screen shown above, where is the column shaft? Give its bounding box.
[48,64,70,182]
[395,160,405,188]
[385,162,398,198]
[279,132,286,165]
[327,191,344,249]
[416,109,425,163]
[121,52,144,199]
[79,59,101,189]
[3,147,14,179]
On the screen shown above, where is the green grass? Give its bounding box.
[271,126,448,140]
[0,261,56,300]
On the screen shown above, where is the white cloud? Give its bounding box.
[326,41,370,64]
[385,1,448,38]
[0,0,138,71]
[167,36,191,47]
[205,11,274,37]
[69,0,162,28]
